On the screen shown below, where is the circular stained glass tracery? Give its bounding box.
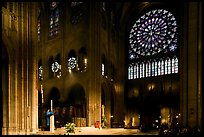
[68,57,77,70]
[129,9,177,60]
[52,62,60,72]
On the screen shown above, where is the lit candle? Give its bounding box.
[51,100,53,111]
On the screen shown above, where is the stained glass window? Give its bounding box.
[146,62,151,77]
[158,60,161,75]
[130,65,133,79]
[52,61,60,72]
[167,58,171,74]
[136,64,139,78]
[174,57,178,73]
[165,59,168,75]
[143,63,145,78]
[102,63,105,76]
[128,9,178,80]
[140,63,144,78]
[161,60,164,75]
[172,58,175,73]
[129,9,177,60]
[155,60,158,76]
[151,61,155,76]
[128,65,130,79]
[148,62,151,77]
[49,2,59,37]
[37,8,41,42]
[68,57,77,70]
[133,64,137,79]
[39,65,43,81]
[128,65,133,79]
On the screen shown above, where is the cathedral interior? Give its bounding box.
[1,1,202,135]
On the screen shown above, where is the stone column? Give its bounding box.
[2,45,9,135]
[29,3,38,133]
[8,51,18,135]
[88,2,101,127]
[18,3,26,134]
[180,2,202,129]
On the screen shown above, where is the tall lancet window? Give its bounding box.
[128,9,179,79]
[37,8,41,42]
[38,59,43,81]
[49,2,59,37]
[174,57,178,73]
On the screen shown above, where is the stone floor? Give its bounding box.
[32,127,159,135]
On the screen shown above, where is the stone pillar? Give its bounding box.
[88,2,101,127]
[2,45,9,135]
[18,3,26,134]
[29,3,38,133]
[8,52,18,135]
[180,2,202,129]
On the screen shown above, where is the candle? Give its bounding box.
[51,100,53,111]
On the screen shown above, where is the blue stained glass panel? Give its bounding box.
[49,2,59,37]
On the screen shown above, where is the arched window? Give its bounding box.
[49,54,61,79]
[174,57,178,73]
[101,54,108,77]
[128,64,135,80]
[38,59,43,81]
[37,8,41,42]
[49,2,59,37]
[158,60,161,76]
[102,63,105,76]
[128,65,131,79]
[146,61,150,77]
[70,2,87,25]
[133,64,137,79]
[130,64,133,79]
[165,59,168,75]
[161,60,164,75]
[55,54,61,78]
[139,62,145,78]
[167,58,171,74]
[151,61,155,76]
[154,60,158,76]
[128,9,178,79]
[172,57,175,73]
[68,50,77,72]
